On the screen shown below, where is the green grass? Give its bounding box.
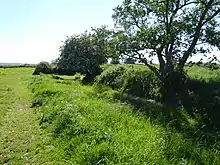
[186,65,220,81]
[0,68,31,122]
[30,73,220,164]
[0,68,65,164]
[1,66,220,164]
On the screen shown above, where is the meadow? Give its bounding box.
[0,65,220,164]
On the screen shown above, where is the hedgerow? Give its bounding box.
[96,64,161,100]
[33,62,53,75]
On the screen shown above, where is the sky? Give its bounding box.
[0,0,219,64]
[0,0,122,64]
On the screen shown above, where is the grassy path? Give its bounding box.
[1,68,220,164]
[0,68,54,165]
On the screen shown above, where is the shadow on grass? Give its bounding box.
[183,78,220,127]
[51,74,220,146]
[120,78,220,146]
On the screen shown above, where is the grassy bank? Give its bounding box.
[1,67,220,164]
[30,73,220,164]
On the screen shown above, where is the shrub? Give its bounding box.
[29,71,220,164]
[121,69,161,100]
[96,65,126,89]
[56,29,109,80]
[33,62,53,75]
[96,65,161,100]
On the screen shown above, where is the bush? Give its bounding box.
[96,65,126,89]
[56,30,108,80]
[96,65,161,100]
[81,67,103,84]
[121,69,161,100]
[33,62,53,75]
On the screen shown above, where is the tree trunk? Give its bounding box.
[161,70,187,103]
[159,65,188,126]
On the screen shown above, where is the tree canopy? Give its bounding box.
[33,62,52,75]
[112,0,220,76]
[112,0,220,105]
[57,26,114,77]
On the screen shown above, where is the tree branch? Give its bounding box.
[202,8,220,25]
[173,1,198,15]
[178,0,217,70]
[124,51,160,76]
[157,51,165,72]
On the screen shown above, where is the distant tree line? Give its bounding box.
[0,63,36,68]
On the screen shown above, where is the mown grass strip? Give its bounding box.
[0,68,65,164]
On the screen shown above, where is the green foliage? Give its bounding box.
[33,61,53,75]
[57,32,105,76]
[124,57,136,64]
[2,66,220,164]
[110,58,120,64]
[92,83,120,102]
[0,63,36,68]
[112,0,220,106]
[91,26,119,58]
[182,78,220,128]
[98,64,220,129]
[56,26,116,79]
[97,64,161,100]
[29,73,220,164]
[112,0,220,70]
[121,69,161,100]
[187,65,220,81]
[96,65,126,89]
[178,65,220,128]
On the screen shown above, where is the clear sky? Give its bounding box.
[0,0,122,64]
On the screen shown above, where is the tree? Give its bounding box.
[33,62,52,75]
[110,58,121,64]
[112,0,220,105]
[91,26,119,59]
[57,27,113,81]
[124,57,136,64]
[51,58,59,66]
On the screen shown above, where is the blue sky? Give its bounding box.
[0,0,121,63]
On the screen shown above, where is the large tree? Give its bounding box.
[112,0,220,105]
[57,26,115,81]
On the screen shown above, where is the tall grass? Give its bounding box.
[30,74,220,164]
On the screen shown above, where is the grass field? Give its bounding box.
[0,68,64,164]
[0,67,220,164]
